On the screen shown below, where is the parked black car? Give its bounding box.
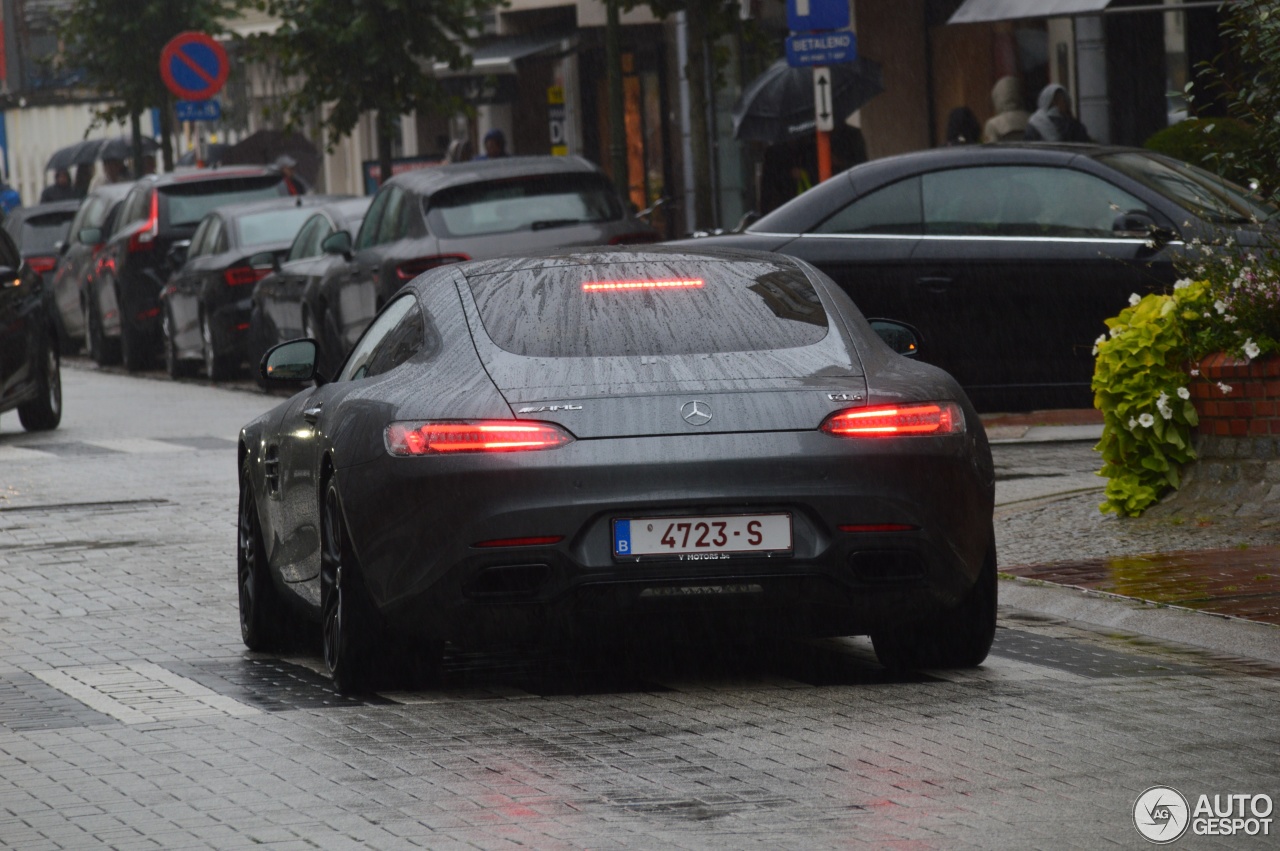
[336,156,656,314]
[248,196,372,377]
[49,183,132,353]
[86,167,290,370]
[5,201,80,348]
[241,247,994,693]
[162,195,340,380]
[677,144,1277,411]
[0,226,60,431]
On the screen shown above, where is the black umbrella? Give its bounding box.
[733,57,884,145]
[98,134,159,162]
[45,139,103,171]
[221,130,321,186]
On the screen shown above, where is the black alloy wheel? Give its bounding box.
[163,305,194,379]
[201,310,234,382]
[85,295,120,365]
[238,469,287,651]
[871,541,998,670]
[320,475,380,693]
[17,337,62,431]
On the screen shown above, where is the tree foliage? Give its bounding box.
[60,0,246,168]
[252,0,495,181]
[1189,0,1280,200]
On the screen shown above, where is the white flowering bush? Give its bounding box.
[1092,244,1279,516]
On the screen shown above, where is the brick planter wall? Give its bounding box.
[1189,352,1280,438]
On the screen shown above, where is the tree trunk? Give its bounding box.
[685,4,714,231]
[377,111,394,185]
[158,98,175,172]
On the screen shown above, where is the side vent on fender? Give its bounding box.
[264,445,281,496]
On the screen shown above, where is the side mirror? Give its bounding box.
[78,227,102,245]
[248,250,280,273]
[868,318,920,358]
[167,239,191,269]
[322,230,353,260]
[261,338,319,384]
[1113,210,1176,247]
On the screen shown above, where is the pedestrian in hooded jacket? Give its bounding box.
[1024,83,1090,143]
[982,76,1030,142]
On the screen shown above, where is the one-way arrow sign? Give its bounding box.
[814,66,834,132]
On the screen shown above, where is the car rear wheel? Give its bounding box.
[238,469,289,651]
[17,337,61,431]
[201,311,235,382]
[321,476,382,693]
[872,542,997,670]
[85,296,120,366]
[163,305,194,379]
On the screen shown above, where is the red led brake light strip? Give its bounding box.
[581,279,704,292]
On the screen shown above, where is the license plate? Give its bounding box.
[613,514,792,558]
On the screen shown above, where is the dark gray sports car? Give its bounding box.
[238,247,996,693]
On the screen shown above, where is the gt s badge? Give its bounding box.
[517,404,583,413]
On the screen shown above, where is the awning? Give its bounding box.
[948,0,1111,24]
[434,33,576,78]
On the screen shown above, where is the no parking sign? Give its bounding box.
[159,32,229,101]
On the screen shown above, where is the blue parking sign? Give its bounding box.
[787,0,850,33]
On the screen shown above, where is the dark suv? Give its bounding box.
[85,168,289,369]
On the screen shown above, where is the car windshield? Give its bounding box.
[425,173,623,238]
[1097,152,1277,224]
[161,177,289,228]
[235,207,317,248]
[13,213,75,253]
[466,257,829,357]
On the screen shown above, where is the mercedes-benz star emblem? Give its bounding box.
[681,400,713,426]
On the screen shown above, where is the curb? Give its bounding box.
[998,576,1280,666]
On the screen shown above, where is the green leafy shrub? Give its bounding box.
[1093,243,1280,516]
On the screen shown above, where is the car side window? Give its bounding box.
[208,219,227,254]
[121,187,151,228]
[922,166,1149,238]
[287,215,325,262]
[339,295,418,381]
[813,177,922,235]
[188,219,211,259]
[355,188,392,251]
[375,187,407,245]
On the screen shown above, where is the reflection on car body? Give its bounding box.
[238,246,996,694]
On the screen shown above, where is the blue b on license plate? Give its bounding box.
[613,513,792,558]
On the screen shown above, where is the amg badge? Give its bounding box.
[517,404,583,413]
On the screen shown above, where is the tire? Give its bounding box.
[872,542,997,670]
[120,317,150,372]
[201,310,234,382]
[17,336,62,431]
[321,475,382,694]
[238,468,288,651]
[85,296,120,366]
[163,306,194,379]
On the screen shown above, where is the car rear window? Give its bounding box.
[12,212,75,254]
[161,177,289,228]
[425,173,624,238]
[236,207,317,247]
[466,257,829,357]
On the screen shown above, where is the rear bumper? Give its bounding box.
[337,429,994,642]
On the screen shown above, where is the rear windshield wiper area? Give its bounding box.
[531,218,591,230]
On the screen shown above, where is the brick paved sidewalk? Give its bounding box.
[1003,546,1280,626]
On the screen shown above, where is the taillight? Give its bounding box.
[821,402,963,438]
[609,231,660,245]
[127,192,159,253]
[472,536,564,548]
[224,265,271,287]
[396,254,468,281]
[385,420,575,455]
[27,256,57,274]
